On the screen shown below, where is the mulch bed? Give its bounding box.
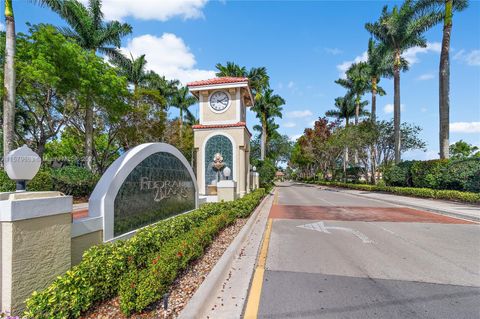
[80,218,248,319]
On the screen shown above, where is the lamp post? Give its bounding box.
[223,166,231,180]
[4,145,41,191]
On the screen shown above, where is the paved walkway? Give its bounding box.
[245,182,480,319]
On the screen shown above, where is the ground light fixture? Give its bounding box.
[252,166,256,172]
[4,145,42,191]
[223,166,231,180]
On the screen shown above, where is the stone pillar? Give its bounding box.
[246,150,250,194]
[239,146,246,197]
[217,180,237,202]
[0,191,72,315]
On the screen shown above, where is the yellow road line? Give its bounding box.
[273,188,279,205]
[244,218,273,318]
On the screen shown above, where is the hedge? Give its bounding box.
[383,158,480,193]
[0,166,99,198]
[311,181,480,204]
[24,188,266,319]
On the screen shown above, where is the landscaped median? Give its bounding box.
[307,181,480,204]
[24,189,266,319]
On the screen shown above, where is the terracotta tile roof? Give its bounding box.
[187,77,249,87]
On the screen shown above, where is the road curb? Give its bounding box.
[317,184,480,223]
[178,189,275,319]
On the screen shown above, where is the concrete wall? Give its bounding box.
[1,213,71,315]
[71,230,103,266]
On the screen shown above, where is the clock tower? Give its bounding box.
[187,77,254,198]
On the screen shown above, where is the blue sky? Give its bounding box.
[10,0,480,160]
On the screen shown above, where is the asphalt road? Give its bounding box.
[255,182,480,319]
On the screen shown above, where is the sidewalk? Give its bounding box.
[318,186,480,222]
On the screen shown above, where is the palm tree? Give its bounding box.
[38,0,132,170]
[2,0,16,157]
[215,61,247,78]
[335,62,370,125]
[110,52,148,95]
[171,86,197,141]
[365,39,392,121]
[252,89,285,160]
[215,62,270,101]
[366,0,439,163]
[417,0,468,159]
[325,96,365,127]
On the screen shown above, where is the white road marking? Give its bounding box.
[297,221,373,244]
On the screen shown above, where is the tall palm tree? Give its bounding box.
[38,0,132,170]
[365,39,393,121]
[2,0,16,157]
[325,96,365,127]
[171,86,197,141]
[110,52,148,95]
[215,61,247,78]
[252,89,285,160]
[417,0,468,159]
[366,0,439,163]
[335,62,370,125]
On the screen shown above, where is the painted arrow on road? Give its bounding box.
[297,221,373,244]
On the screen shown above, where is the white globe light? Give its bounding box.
[4,145,42,181]
[223,166,231,178]
[252,166,257,172]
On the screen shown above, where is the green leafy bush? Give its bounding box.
[51,166,100,198]
[25,189,265,319]
[442,159,480,192]
[0,169,53,192]
[384,158,480,193]
[410,159,450,189]
[383,161,415,187]
[257,159,276,188]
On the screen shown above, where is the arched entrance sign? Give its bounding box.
[89,143,198,241]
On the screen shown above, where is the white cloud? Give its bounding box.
[286,110,313,118]
[325,48,343,55]
[337,51,368,78]
[0,23,4,31]
[283,122,296,128]
[403,149,438,161]
[289,134,302,142]
[80,0,208,21]
[453,49,480,66]
[121,33,215,84]
[450,122,480,133]
[421,107,428,113]
[416,73,434,81]
[287,81,295,89]
[383,103,405,114]
[402,42,441,65]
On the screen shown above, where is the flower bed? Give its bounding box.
[309,181,480,204]
[25,189,266,319]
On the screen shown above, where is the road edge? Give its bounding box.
[178,189,275,319]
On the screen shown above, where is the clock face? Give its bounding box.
[209,91,230,112]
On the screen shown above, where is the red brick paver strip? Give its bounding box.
[269,205,475,224]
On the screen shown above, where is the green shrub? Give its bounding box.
[0,170,15,192]
[25,189,265,319]
[410,159,449,189]
[51,166,99,198]
[257,159,276,188]
[442,158,480,192]
[383,161,415,187]
[0,169,53,192]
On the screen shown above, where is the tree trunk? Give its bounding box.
[260,115,266,160]
[3,0,15,157]
[355,97,359,125]
[393,50,401,164]
[179,108,183,141]
[85,104,94,171]
[371,76,377,121]
[439,1,452,159]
